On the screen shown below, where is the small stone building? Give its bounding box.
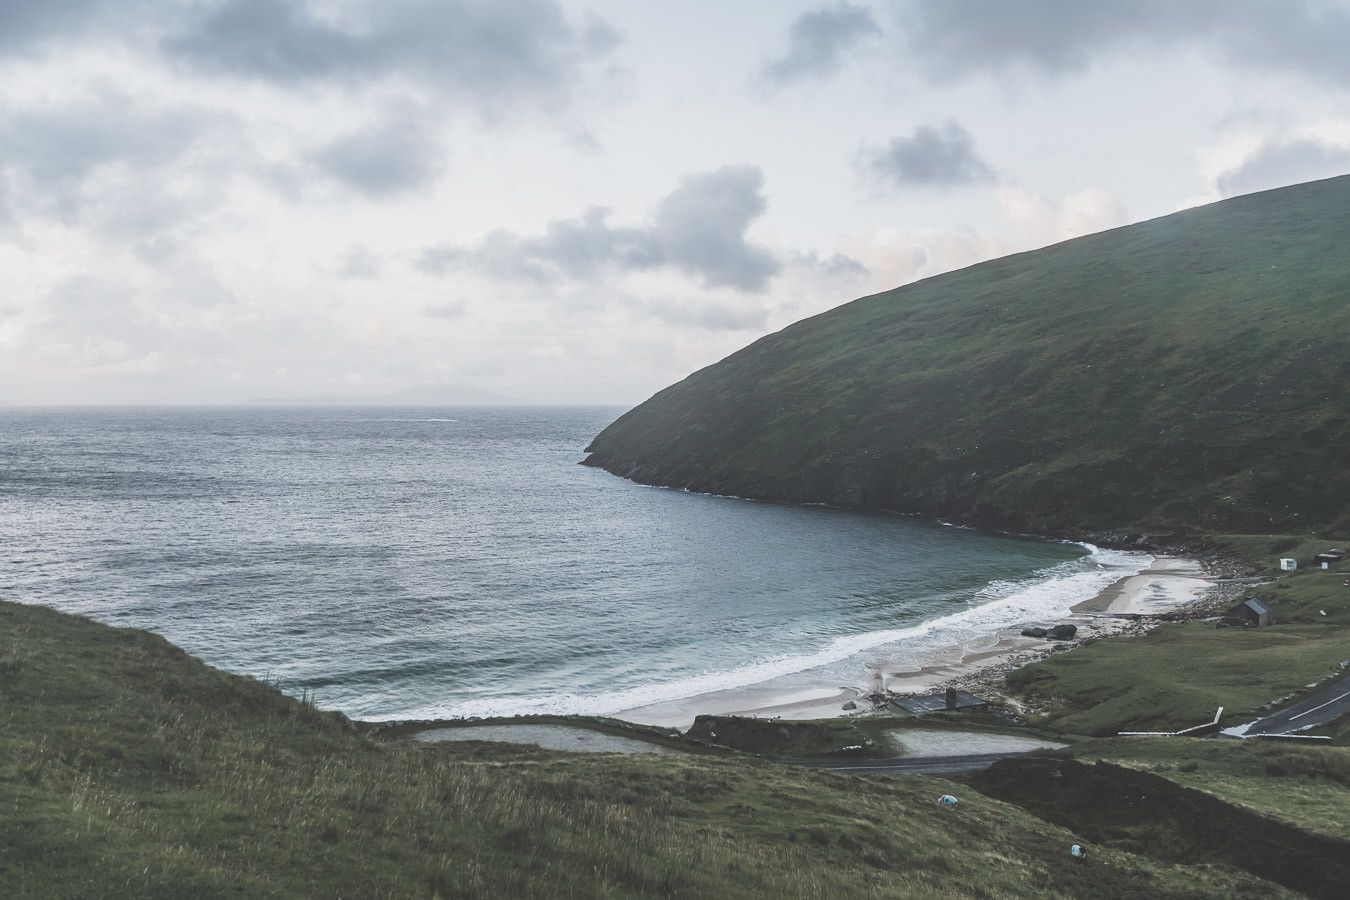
[1223,596,1273,627]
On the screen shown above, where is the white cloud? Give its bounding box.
[998,186,1129,244]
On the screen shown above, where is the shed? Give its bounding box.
[1279,558,1298,572]
[1313,549,1345,570]
[1223,596,1273,627]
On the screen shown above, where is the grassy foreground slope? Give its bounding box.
[586,175,1350,537]
[1070,737,1350,844]
[0,601,1286,898]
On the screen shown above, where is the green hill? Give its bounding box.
[585,176,1350,538]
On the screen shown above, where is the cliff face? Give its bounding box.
[585,175,1350,537]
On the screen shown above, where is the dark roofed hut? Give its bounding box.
[1313,549,1345,570]
[1223,596,1273,627]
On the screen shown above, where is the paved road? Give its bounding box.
[1247,674,1350,736]
[783,750,1031,776]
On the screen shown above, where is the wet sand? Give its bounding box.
[1070,556,1211,614]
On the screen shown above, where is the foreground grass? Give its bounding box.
[1069,737,1350,843]
[0,601,1287,898]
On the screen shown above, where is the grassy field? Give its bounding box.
[1007,622,1347,735]
[584,175,1350,538]
[0,599,1304,898]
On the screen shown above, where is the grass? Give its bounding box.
[684,714,886,756]
[1068,737,1350,843]
[0,599,1296,897]
[1007,622,1348,735]
[1202,534,1349,570]
[964,755,1348,898]
[584,175,1350,538]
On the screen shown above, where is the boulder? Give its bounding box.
[1020,627,1048,638]
[842,700,858,711]
[1047,624,1078,641]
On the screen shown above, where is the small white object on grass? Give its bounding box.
[937,794,958,808]
[1070,844,1087,859]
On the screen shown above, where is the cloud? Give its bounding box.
[310,112,447,196]
[998,186,1128,244]
[1216,136,1350,196]
[837,184,1128,293]
[418,207,660,281]
[337,245,383,279]
[651,166,781,291]
[162,0,619,113]
[423,300,467,319]
[0,0,111,54]
[757,3,881,87]
[860,121,994,189]
[22,276,166,374]
[419,165,782,293]
[0,93,232,253]
[0,97,214,213]
[892,0,1350,86]
[790,250,871,283]
[627,295,770,332]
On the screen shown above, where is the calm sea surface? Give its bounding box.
[0,407,1131,720]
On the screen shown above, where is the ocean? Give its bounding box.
[0,406,1146,720]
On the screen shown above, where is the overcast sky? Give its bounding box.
[4,0,1350,405]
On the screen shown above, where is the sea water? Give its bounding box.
[0,406,1145,720]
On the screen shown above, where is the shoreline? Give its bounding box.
[614,555,1223,730]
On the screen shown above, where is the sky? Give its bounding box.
[3,1,1350,405]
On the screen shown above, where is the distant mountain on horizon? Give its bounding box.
[249,383,525,407]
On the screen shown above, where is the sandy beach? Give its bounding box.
[617,555,1217,729]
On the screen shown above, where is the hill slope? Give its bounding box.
[585,176,1350,537]
[0,600,1287,897]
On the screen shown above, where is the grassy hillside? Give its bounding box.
[0,600,1297,897]
[585,176,1350,537]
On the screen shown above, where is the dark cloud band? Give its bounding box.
[860,121,994,189]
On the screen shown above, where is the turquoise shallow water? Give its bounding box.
[0,406,1121,720]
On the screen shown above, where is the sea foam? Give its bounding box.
[387,544,1150,721]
